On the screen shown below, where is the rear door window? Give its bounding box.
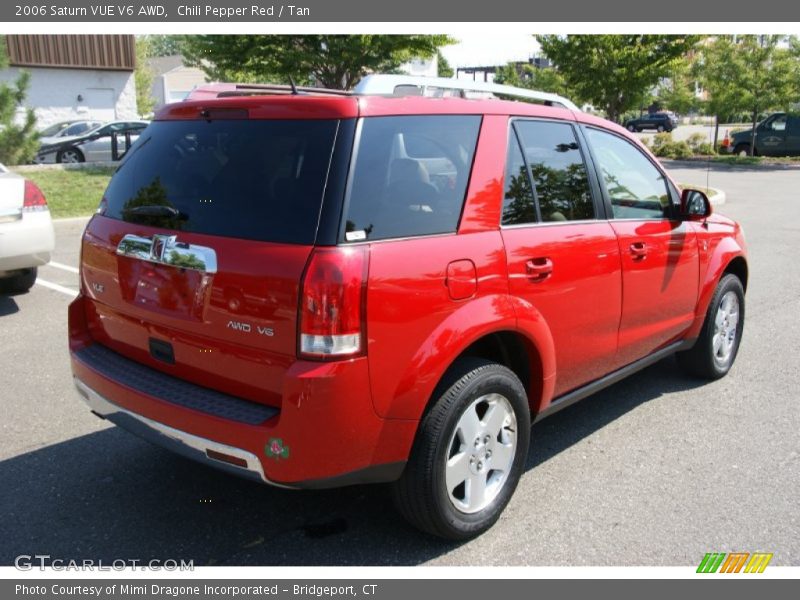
[343,115,481,242]
[504,120,595,224]
[102,119,339,244]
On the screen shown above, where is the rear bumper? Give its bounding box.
[69,296,415,488]
[74,377,276,485]
[0,211,55,273]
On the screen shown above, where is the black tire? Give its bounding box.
[0,268,37,294]
[626,124,635,132]
[391,357,531,540]
[57,148,84,164]
[733,144,750,157]
[677,273,745,380]
[657,125,665,132]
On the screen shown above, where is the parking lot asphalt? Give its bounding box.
[1,164,798,567]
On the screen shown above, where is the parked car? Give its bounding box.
[0,163,54,293]
[39,120,88,137]
[69,76,748,540]
[624,112,678,132]
[724,112,800,156]
[36,120,150,164]
[38,120,103,146]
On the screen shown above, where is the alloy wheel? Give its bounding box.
[445,393,517,514]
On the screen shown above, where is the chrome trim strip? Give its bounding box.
[73,377,291,488]
[116,233,218,273]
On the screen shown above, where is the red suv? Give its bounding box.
[69,78,747,540]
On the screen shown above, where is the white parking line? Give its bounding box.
[48,261,80,274]
[35,278,78,298]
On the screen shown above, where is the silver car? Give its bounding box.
[36,120,150,164]
[0,163,55,293]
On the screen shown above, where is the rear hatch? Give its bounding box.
[79,107,351,407]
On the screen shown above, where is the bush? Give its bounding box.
[648,132,692,159]
[666,141,693,159]
[649,132,672,154]
[686,133,707,149]
[684,133,715,156]
[694,142,716,155]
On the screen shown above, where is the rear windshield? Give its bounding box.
[102,119,339,244]
[343,115,481,242]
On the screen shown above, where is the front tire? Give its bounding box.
[0,268,37,294]
[392,358,530,540]
[57,148,84,164]
[627,124,635,132]
[733,144,750,157]
[677,274,745,379]
[657,125,666,132]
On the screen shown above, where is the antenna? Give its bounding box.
[288,76,299,95]
[707,117,713,193]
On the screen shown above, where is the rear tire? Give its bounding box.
[627,124,635,132]
[677,274,745,379]
[733,144,750,157]
[0,267,37,294]
[657,125,665,132]
[391,358,530,540]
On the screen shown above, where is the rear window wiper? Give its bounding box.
[126,205,189,220]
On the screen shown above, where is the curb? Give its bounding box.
[663,158,800,171]
[678,183,726,207]
[706,187,726,206]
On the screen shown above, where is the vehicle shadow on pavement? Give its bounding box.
[0,357,705,567]
[0,295,20,316]
[527,355,704,471]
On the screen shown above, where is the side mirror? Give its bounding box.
[680,188,712,219]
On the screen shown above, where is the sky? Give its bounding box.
[439,33,541,69]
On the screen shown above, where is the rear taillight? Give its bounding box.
[23,180,48,212]
[299,246,368,360]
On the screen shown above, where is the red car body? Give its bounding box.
[69,92,748,491]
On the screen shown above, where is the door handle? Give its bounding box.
[526,257,553,281]
[629,242,647,260]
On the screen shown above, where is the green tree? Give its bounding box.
[493,62,572,98]
[181,35,455,89]
[134,36,155,117]
[537,35,700,122]
[699,35,799,152]
[437,52,454,78]
[655,56,698,115]
[147,35,183,57]
[0,36,39,165]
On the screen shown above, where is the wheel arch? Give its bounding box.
[723,255,748,292]
[686,240,748,340]
[382,294,557,423]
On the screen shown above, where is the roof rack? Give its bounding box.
[221,83,352,97]
[353,74,580,112]
[185,82,352,101]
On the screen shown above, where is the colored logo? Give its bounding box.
[265,438,290,460]
[697,552,773,573]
